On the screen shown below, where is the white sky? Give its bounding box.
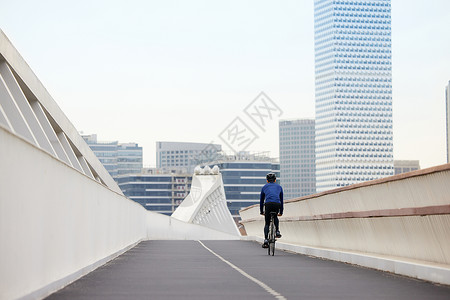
[1,0,449,168]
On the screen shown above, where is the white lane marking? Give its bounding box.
[198,240,287,300]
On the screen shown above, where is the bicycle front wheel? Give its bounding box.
[268,220,276,256]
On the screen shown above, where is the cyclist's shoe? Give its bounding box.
[276,231,282,238]
[262,239,269,248]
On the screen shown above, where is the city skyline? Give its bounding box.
[1,17,450,298]
[1,0,449,168]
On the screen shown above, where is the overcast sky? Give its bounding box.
[1,0,450,168]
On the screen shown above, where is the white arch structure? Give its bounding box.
[172,166,240,236]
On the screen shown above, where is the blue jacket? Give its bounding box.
[260,182,284,214]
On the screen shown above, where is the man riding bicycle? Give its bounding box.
[260,172,283,248]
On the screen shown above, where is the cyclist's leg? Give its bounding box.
[264,203,271,239]
[274,203,280,231]
[265,203,277,236]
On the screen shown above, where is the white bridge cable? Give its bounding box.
[198,240,287,300]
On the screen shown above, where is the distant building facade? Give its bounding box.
[82,134,143,179]
[279,119,316,199]
[156,141,222,173]
[314,0,394,192]
[446,81,450,163]
[117,168,192,215]
[394,160,420,175]
[204,152,280,219]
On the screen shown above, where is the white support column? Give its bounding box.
[0,103,12,130]
[0,63,36,143]
[0,61,55,154]
[30,101,69,164]
[57,132,83,173]
[78,156,94,179]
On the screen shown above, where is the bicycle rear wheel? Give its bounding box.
[268,219,276,256]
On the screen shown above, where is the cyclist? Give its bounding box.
[260,172,283,248]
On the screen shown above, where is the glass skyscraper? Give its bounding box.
[314,0,394,192]
[279,119,316,199]
[82,134,143,179]
[117,170,192,215]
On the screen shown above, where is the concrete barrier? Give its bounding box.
[0,127,147,299]
[240,164,450,285]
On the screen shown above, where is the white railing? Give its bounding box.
[240,164,450,285]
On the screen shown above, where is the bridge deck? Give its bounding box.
[47,240,450,299]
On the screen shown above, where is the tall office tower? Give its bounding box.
[446,81,450,163]
[117,143,145,175]
[204,152,280,219]
[279,119,316,199]
[156,141,222,173]
[82,134,143,179]
[394,160,420,175]
[117,168,192,215]
[314,0,394,192]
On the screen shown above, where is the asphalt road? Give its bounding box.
[46,240,450,300]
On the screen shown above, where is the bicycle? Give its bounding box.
[267,212,277,256]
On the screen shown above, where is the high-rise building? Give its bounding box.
[117,143,144,176]
[314,0,394,192]
[156,141,222,173]
[279,119,316,199]
[394,160,420,175]
[204,152,280,219]
[446,81,450,163]
[82,134,143,179]
[117,168,192,215]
